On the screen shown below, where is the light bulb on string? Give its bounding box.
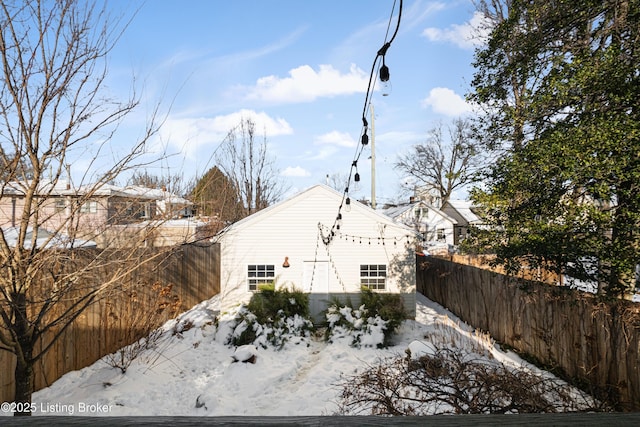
[345,197,351,212]
[381,80,392,96]
[353,171,361,191]
[379,61,390,81]
[379,60,391,96]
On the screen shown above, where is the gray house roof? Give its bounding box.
[441,199,482,226]
[381,200,457,225]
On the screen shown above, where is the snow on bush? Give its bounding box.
[216,288,314,350]
[325,290,407,348]
[325,304,388,348]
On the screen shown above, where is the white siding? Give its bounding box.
[420,208,456,246]
[218,185,416,317]
[392,204,456,246]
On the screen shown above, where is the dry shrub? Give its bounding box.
[336,346,610,415]
[104,282,183,373]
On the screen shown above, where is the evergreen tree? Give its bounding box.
[468,0,640,296]
[191,166,242,223]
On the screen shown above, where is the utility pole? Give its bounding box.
[370,103,376,210]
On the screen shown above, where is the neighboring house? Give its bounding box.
[216,184,417,321]
[381,199,457,248]
[441,199,484,245]
[122,185,195,219]
[0,179,196,247]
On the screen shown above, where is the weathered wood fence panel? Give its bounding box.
[416,255,640,410]
[0,243,220,403]
[443,254,561,284]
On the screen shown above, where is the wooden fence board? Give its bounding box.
[0,243,220,403]
[417,255,640,410]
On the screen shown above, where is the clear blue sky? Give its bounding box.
[101,0,484,204]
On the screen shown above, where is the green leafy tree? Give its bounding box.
[468,0,640,296]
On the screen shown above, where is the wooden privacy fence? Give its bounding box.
[443,254,561,284]
[0,242,220,403]
[417,255,640,410]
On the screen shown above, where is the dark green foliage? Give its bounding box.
[226,285,313,349]
[360,288,406,343]
[247,283,310,323]
[468,0,640,296]
[325,288,407,348]
[191,166,243,222]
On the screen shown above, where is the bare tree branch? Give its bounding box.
[395,118,483,206]
[215,117,288,219]
[0,0,172,414]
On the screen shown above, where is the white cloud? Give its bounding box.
[421,87,473,117]
[208,109,294,137]
[160,109,293,159]
[314,131,356,148]
[402,1,446,31]
[281,166,311,177]
[242,64,369,103]
[422,11,491,49]
[304,146,339,161]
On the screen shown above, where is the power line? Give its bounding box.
[322,0,403,246]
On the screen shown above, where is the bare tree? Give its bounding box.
[127,171,187,195]
[395,118,482,207]
[0,0,167,415]
[325,172,350,192]
[215,118,287,219]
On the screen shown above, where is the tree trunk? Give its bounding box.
[12,291,34,416]
[13,357,34,416]
[607,184,639,297]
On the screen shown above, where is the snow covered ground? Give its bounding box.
[22,293,577,417]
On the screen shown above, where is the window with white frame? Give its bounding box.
[247,264,275,291]
[360,264,386,290]
[437,228,445,241]
[80,200,97,213]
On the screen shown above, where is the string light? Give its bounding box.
[318,223,414,247]
[321,0,403,245]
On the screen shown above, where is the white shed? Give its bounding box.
[216,184,417,321]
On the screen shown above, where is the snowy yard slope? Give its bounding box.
[26,293,572,416]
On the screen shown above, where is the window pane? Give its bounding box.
[248,265,275,291]
[360,264,386,290]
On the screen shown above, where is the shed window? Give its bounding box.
[437,228,445,242]
[247,264,275,291]
[360,264,386,290]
